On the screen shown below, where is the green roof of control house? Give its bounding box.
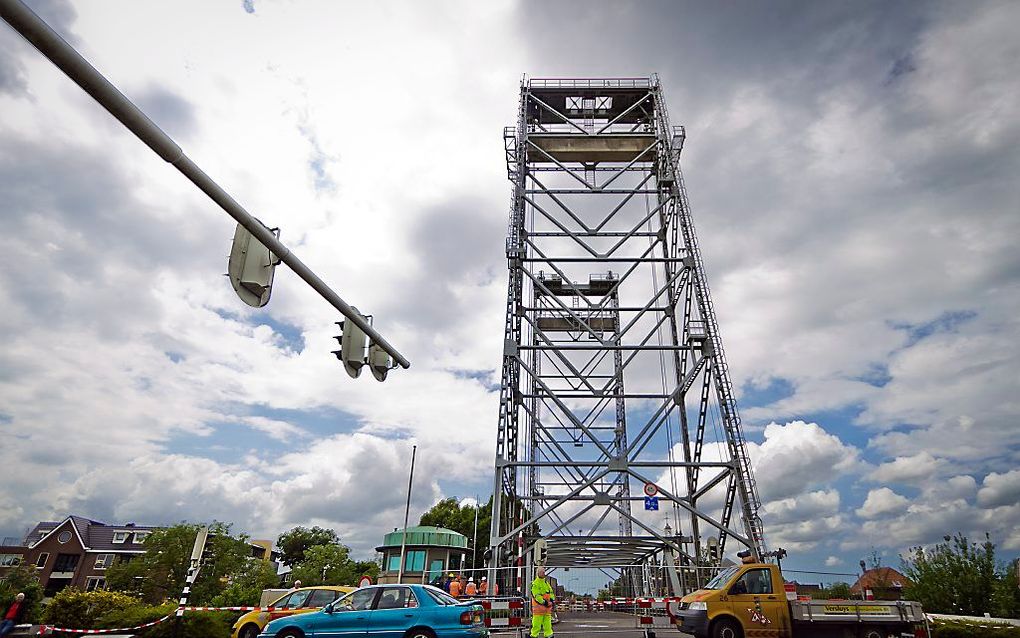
[380,525,468,549]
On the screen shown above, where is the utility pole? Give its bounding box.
[472,496,480,572]
[396,444,417,584]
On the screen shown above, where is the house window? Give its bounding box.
[53,553,80,574]
[94,554,115,570]
[112,532,129,544]
[35,553,49,568]
[0,554,22,567]
[85,577,106,592]
[133,532,150,544]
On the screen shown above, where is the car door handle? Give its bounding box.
[404,613,413,617]
[767,596,777,600]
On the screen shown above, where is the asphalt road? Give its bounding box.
[539,611,694,638]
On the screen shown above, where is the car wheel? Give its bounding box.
[239,624,260,638]
[711,618,742,638]
[405,628,436,638]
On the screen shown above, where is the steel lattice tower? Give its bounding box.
[488,76,766,594]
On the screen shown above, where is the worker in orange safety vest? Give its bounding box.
[465,577,478,597]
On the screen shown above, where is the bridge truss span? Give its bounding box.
[488,76,766,596]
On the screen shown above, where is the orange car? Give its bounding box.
[231,586,356,638]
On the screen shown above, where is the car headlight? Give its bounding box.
[687,601,707,611]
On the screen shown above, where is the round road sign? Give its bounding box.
[643,483,658,497]
[358,575,373,588]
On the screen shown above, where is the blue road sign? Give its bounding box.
[644,496,659,511]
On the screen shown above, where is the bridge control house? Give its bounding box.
[376,526,469,584]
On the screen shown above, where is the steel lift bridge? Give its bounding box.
[487,76,767,597]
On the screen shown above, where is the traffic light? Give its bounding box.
[707,536,719,562]
[533,538,548,566]
[227,219,279,308]
[332,307,368,378]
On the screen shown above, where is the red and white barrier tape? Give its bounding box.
[38,613,173,635]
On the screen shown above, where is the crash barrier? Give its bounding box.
[479,597,527,630]
[630,598,683,628]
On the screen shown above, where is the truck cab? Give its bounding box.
[674,562,790,637]
[672,562,927,638]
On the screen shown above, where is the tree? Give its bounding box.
[991,559,1020,619]
[290,544,379,587]
[105,522,258,605]
[820,582,853,599]
[901,532,998,616]
[277,526,341,567]
[0,563,44,623]
[419,497,492,570]
[210,559,279,607]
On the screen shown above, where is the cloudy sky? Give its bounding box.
[1,0,1018,579]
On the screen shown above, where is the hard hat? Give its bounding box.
[450,573,455,577]
[468,577,474,582]
[482,576,487,580]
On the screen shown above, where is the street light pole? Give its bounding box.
[0,0,410,369]
[396,445,417,584]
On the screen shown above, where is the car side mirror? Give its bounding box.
[730,581,747,595]
[323,603,334,614]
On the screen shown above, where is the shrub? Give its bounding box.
[930,619,1020,638]
[42,588,141,628]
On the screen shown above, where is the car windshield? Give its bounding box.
[703,567,740,590]
[334,588,377,612]
[423,585,460,606]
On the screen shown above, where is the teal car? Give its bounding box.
[257,584,488,638]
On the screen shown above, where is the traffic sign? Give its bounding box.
[358,575,373,588]
[643,482,658,497]
[644,496,659,511]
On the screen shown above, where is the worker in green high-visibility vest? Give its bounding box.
[530,566,555,638]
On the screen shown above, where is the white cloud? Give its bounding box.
[977,470,1020,508]
[748,421,860,502]
[824,556,843,567]
[856,488,910,519]
[868,452,941,484]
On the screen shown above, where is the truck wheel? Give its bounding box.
[861,631,883,638]
[711,618,742,638]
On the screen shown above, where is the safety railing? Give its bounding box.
[529,78,652,90]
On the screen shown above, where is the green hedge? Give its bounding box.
[931,619,1020,638]
[41,589,236,638]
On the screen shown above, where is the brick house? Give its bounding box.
[0,541,30,582]
[22,516,157,596]
[851,567,912,601]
